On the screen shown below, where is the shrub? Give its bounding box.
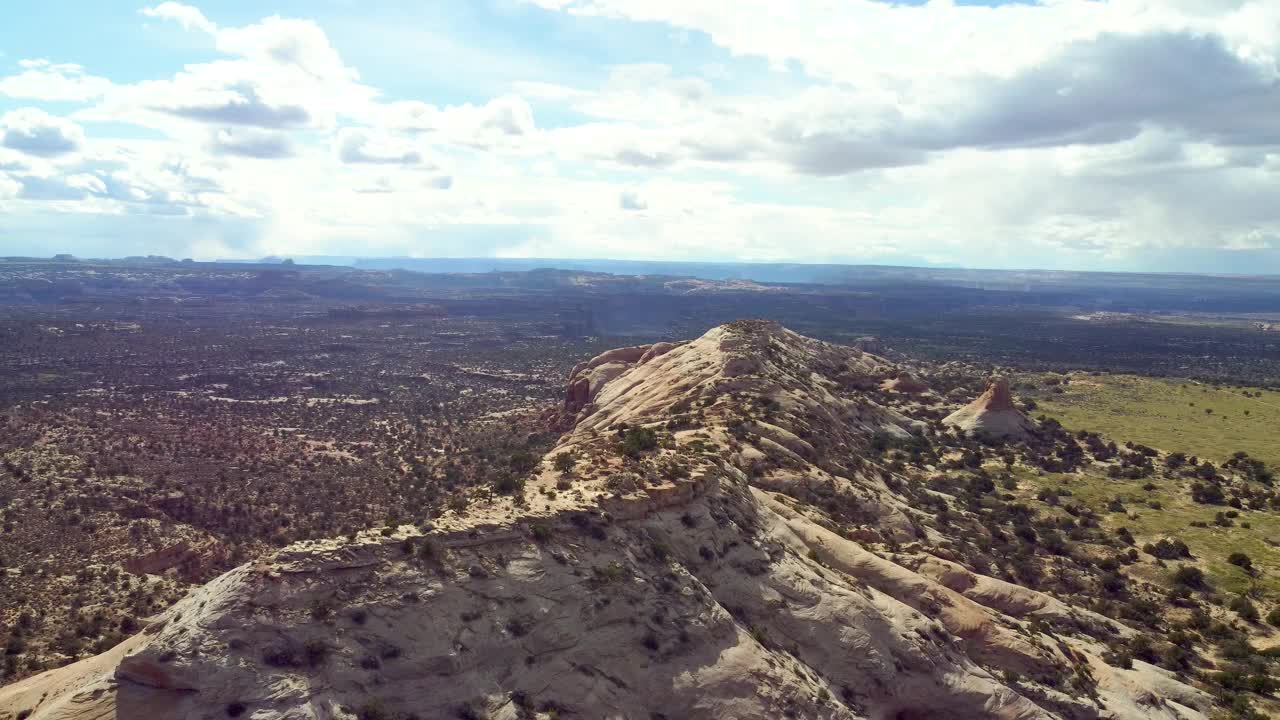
[1267,607,1280,627]
[552,453,576,475]
[262,645,301,668]
[1248,674,1277,695]
[619,427,659,457]
[309,599,331,621]
[1191,482,1226,505]
[304,638,329,667]
[508,451,538,474]
[1144,538,1190,560]
[1172,566,1207,589]
[492,474,525,496]
[1227,553,1253,572]
[641,631,660,651]
[593,562,626,584]
[530,523,552,542]
[1229,595,1260,623]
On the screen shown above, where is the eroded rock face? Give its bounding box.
[122,541,221,582]
[943,378,1036,439]
[552,340,681,429]
[0,323,1208,720]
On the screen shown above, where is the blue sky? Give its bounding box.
[2,0,1279,272]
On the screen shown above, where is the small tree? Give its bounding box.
[552,452,576,475]
[619,427,658,458]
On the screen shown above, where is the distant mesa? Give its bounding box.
[943,377,1035,438]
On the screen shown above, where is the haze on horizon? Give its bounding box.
[2,0,1279,274]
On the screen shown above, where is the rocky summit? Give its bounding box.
[0,322,1209,720]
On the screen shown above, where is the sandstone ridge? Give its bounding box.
[0,322,1207,720]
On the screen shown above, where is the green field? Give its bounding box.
[1033,374,1280,468]
[1009,468,1280,598]
[1019,372,1280,600]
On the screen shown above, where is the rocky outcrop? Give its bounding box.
[122,540,223,583]
[0,323,1208,720]
[881,371,929,394]
[943,377,1036,439]
[553,340,680,428]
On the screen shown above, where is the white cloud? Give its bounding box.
[7,1,1280,270]
[209,127,294,158]
[334,127,424,165]
[0,60,113,102]
[1,108,85,157]
[98,6,377,136]
[140,2,216,33]
[379,95,536,149]
[215,16,356,82]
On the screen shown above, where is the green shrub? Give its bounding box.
[1171,566,1207,589]
[492,474,525,496]
[552,453,576,475]
[619,427,658,457]
[1227,553,1253,571]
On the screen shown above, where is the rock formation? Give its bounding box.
[943,377,1036,439]
[0,322,1206,720]
[552,341,678,428]
[880,371,929,394]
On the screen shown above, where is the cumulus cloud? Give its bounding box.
[380,96,535,149]
[0,60,113,102]
[924,31,1280,152]
[528,0,1280,178]
[8,1,1280,270]
[15,173,104,201]
[479,96,535,136]
[141,2,216,33]
[0,149,30,172]
[334,128,423,165]
[1,108,85,157]
[209,127,294,158]
[101,5,375,135]
[215,16,356,82]
[150,78,313,128]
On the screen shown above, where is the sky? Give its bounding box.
[1,0,1279,272]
